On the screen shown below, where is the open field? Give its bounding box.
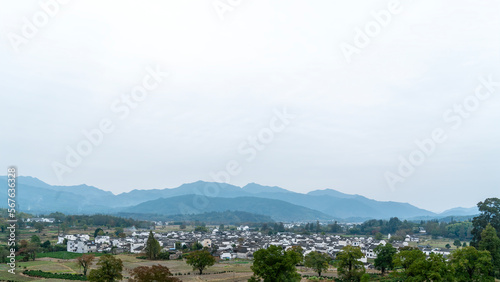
[37,251,105,260]
[0,254,345,282]
[407,236,464,249]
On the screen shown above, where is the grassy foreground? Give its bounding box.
[0,253,350,281]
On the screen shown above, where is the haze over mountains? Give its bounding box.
[0,176,479,222]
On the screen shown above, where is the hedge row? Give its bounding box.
[172,270,234,276]
[23,270,87,281]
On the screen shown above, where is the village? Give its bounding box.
[58,224,453,267]
[2,211,492,281]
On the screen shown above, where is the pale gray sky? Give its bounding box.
[1,0,499,213]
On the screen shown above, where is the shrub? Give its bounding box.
[23,270,87,281]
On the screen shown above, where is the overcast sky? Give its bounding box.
[1,0,499,213]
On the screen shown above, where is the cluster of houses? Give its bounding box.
[25,217,55,223]
[59,226,451,264]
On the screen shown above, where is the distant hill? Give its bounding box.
[242,183,292,194]
[120,195,333,222]
[307,188,359,199]
[110,181,246,207]
[439,207,479,217]
[235,185,435,219]
[0,176,115,214]
[0,175,469,221]
[116,210,274,224]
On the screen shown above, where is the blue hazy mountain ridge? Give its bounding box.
[112,181,246,207]
[0,176,479,220]
[122,195,333,222]
[438,206,480,217]
[242,183,293,194]
[0,181,115,214]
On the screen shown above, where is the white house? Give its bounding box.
[58,234,89,244]
[220,252,232,260]
[67,240,96,253]
[95,236,111,244]
[26,218,55,223]
[130,243,145,254]
[237,226,250,231]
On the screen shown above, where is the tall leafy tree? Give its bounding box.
[144,231,161,260]
[88,254,123,282]
[94,228,104,238]
[479,224,500,277]
[304,251,330,277]
[450,246,494,282]
[41,240,51,249]
[289,245,304,266]
[374,243,396,275]
[26,242,39,261]
[393,247,426,277]
[190,241,203,251]
[471,198,500,247]
[30,235,41,246]
[186,249,216,275]
[129,264,180,282]
[114,227,124,237]
[77,254,95,276]
[33,222,44,233]
[250,245,302,282]
[335,245,365,281]
[405,253,453,282]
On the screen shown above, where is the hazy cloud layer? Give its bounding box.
[1,0,499,212]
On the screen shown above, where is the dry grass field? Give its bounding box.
[0,253,345,281]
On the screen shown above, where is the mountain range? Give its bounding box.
[0,176,479,222]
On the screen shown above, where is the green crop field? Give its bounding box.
[37,251,105,260]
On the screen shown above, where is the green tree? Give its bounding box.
[33,222,44,233]
[454,239,462,248]
[445,243,451,249]
[158,250,170,260]
[374,243,396,275]
[114,227,123,237]
[471,198,500,247]
[0,247,10,263]
[289,245,304,261]
[304,251,330,277]
[335,245,365,281]
[250,245,302,281]
[450,246,494,281]
[375,232,383,240]
[94,228,104,238]
[30,235,41,246]
[61,223,68,233]
[186,249,216,275]
[129,264,180,282]
[88,254,123,282]
[393,247,426,276]
[479,224,500,277]
[404,253,453,282]
[194,226,209,233]
[190,241,203,251]
[26,242,39,261]
[41,240,51,249]
[77,254,95,276]
[144,231,161,260]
